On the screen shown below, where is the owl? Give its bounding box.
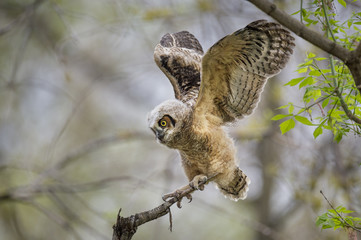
[148,20,294,202]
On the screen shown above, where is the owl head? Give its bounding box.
[147,99,191,148]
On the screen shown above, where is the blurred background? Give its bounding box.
[0,0,360,239]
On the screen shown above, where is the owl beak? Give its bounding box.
[155,129,165,141]
[150,127,165,141]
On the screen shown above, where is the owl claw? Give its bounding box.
[161,175,209,208]
[162,190,180,202]
[162,189,193,208]
[189,174,208,191]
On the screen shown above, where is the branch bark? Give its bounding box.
[247,0,361,95]
[112,178,211,240]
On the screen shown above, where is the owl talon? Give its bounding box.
[185,193,192,203]
[162,190,181,202]
[162,188,193,208]
[189,174,208,190]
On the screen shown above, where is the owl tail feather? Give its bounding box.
[216,168,250,201]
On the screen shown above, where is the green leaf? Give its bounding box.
[295,116,313,125]
[334,130,344,143]
[322,97,330,108]
[280,119,295,134]
[285,77,305,86]
[313,126,323,138]
[309,70,322,77]
[299,77,316,88]
[304,59,314,66]
[308,52,316,58]
[271,114,292,121]
[316,215,327,226]
[321,69,331,74]
[336,206,354,214]
[297,67,308,73]
[291,10,301,15]
[288,103,294,114]
[337,0,346,8]
[301,8,308,17]
[304,87,321,103]
[276,104,290,110]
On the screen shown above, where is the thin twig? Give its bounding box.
[320,190,361,234]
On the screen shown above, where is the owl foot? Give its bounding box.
[162,175,210,208]
[162,185,192,208]
[189,174,208,191]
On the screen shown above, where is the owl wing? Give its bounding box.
[154,31,203,104]
[194,20,295,124]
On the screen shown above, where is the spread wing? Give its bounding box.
[194,20,295,124]
[154,31,203,104]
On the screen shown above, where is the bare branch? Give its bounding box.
[112,176,215,240]
[346,45,361,93]
[353,41,361,59]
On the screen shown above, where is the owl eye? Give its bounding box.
[158,115,175,128]
[160,120,167,127]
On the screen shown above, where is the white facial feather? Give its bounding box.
[147,99,191,147]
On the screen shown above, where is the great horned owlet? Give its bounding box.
[148,20,295,202]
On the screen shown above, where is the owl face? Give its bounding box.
[147,99,190,148]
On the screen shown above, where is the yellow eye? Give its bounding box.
[160,120,167,127]
[159,115,175,128]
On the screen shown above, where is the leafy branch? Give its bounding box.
[248,0,361,94]
[249,0,361,141]
[317,191,361,240]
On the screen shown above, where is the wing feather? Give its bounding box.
[195,20,295,125]
[154,31,203,104]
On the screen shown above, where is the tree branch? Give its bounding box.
[112,176,214,240]
[247,0,350,61]
[247,0,361,95]
[346,42,361,92]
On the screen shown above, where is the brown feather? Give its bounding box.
[195,19,295,124]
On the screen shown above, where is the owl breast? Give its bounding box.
[175,121,236,180]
